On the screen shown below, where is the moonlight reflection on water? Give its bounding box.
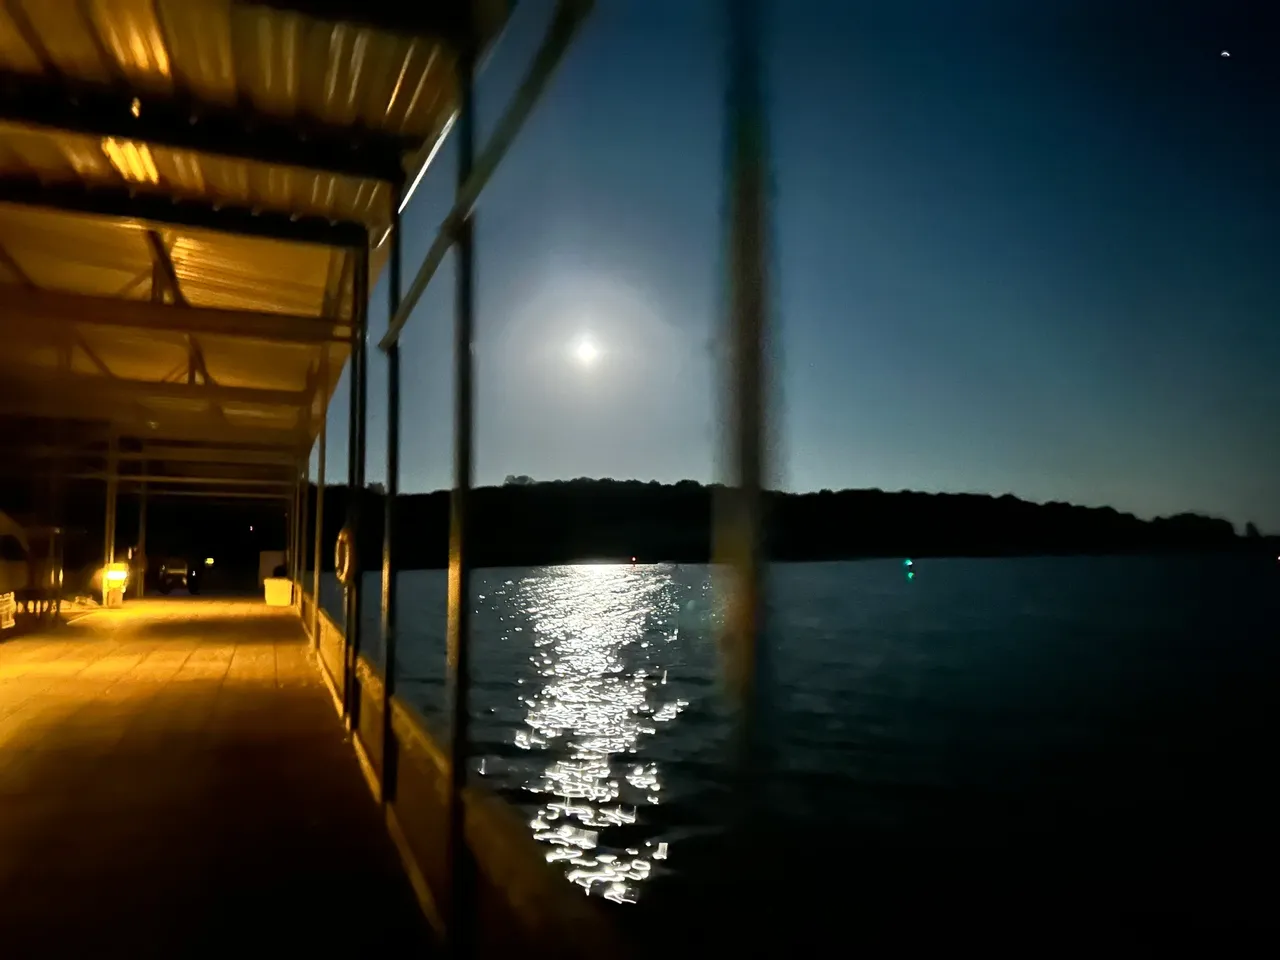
[513,564,691,904]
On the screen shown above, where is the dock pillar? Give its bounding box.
[343,240,369,726]
[380,180,403,803]
[715,0,774,901]
[312,348,328,645]
[299,457,310,604]
[445,44,478,960]
[135,476,147,598]
[289,466,301,601]
[103,432,117,569]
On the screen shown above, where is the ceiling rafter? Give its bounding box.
[0,285,351,346]
[0,176,369,247]
[0,69,411,182]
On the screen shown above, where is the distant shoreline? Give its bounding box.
[302,479,1274,572]
[329,547,1276,574]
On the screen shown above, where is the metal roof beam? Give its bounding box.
[0,237,32,285]
[72,473,293,487]
[1,286,352,345]
[7,371,310,408]
[121,487,291,501]
[238,0,480,42]
[144,230,186,305]
[0,178,368,248]
[131,421,309,450]
[0,70,409,182]
[381,0,592,349]
[0,414,309,452]
[132,447,297,466]
[2,443,298,467]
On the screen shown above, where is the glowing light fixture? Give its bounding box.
[204,557,215,566]
[101,138,159,185]
[104,567,128,583]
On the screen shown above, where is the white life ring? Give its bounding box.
[335,527,355,586]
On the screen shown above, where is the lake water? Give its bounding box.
[314,555,1279,942]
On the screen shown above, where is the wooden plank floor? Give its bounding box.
[0,599,433,958]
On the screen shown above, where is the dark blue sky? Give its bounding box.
[315,0,1279,532]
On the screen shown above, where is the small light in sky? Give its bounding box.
[249,525,254,532]
[1220,50,1230,57]
[573,338,600,366]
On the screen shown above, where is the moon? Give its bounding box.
[573,338,600,366]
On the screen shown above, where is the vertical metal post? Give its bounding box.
[52,420,65,618]
[283,474,294,588]
[344,241,369,725]
[136,474,147,597]
[446,47,477,958]
[53,526,64,617]
[299,456,311,605]
[104,432,118,567]
[715,0,772,848]
[287,468,296,585]
[355,242,369,686]
[290,465,302,592]
[312,349,328,645]
[381,182,403,803]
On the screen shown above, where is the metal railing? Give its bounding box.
[294,576,621,957]
[286,0,774,954]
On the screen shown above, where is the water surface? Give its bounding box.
[315,555,1279,934]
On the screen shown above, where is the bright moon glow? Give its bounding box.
[574,338,600,366]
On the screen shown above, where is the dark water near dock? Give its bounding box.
[318,555,1279,944]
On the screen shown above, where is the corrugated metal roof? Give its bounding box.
[0,205,349,317]
[0,121,393,227]
[0,0,507,489]
[0,0,461,139]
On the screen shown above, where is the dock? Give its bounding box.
[0,0,773,953]
[0,599,430,955]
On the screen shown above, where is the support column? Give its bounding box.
[284,471,294,591]
[136,474,147,598]
[445,47,477,959]
[104,433,118,567]
[312,349,328,645]
[715,0,773,901]
[290,465,301,592]
[52,418,66,618]
[297,456,311,610]
[344,241,369,725]
[716,0,770,725]
[381,181,403,803]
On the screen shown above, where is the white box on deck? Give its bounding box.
[263,578,292,607]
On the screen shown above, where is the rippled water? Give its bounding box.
[318,555,1280,927]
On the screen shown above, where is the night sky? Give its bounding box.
[313,0,1279,532]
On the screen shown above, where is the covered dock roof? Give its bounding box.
[0,0,510,497]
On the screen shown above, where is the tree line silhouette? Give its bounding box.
[301,478,1269,571]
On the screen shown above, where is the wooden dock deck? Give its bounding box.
[0,599,432,957]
